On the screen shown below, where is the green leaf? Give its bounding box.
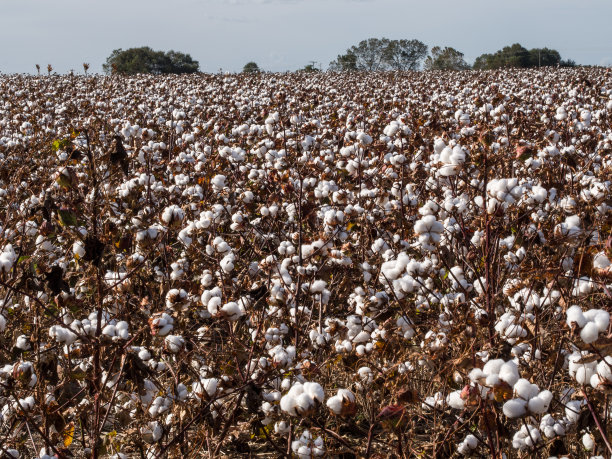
[52,138,71,152]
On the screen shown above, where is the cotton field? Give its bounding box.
[0,68,611,458]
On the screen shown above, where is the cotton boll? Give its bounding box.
[565,400,582,424]
[503,398,526,418]
[15,335,31,350]
[580,321,600,344]
[73,240,85,258]
[295,393,315,415]
[498,361,520,386]
[566,305,587,328]
[211,174,226,191]
[575,365,595,385]
[469,368,485,383]
[597,357,612,381]
[514,379,539,401]
[527,396,546,414]
[220,301,244,321]
[593,310,610,333]
[164,335,185,353]
[447,390,465,409]
[582,432,595,450]
[303,382,324,404]
[326,395,343,415]
[483,359,504,376]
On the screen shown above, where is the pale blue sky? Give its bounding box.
[1,0,611,74]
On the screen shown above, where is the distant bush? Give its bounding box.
[473,43,575,69]
[103,47,199,75]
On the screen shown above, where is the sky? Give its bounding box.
[1,0,611,74]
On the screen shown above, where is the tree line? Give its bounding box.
[102,41,576,75]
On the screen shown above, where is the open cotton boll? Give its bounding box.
[220,301,244,321]
[575,365,596,385]
[49,325,78,345]
[503,398,527,418]
[303,382,325,404]
[566,305,587,328]
[580,321,600,344]
[483,359,505,377]
[513,379,539,400]
[468,368,485,383]
[211,174,226,191]
[326,394,343,415]
[164,335,185,353]
[582,432,595,450]
[498,361,520,386]
[295,393,315,414]
[310,280,327,293]
[202,378,218,397]
[447,390,465,409]
[594,252,611,270]
[161,204,184,225]
[597,356,612,381]
[527,393,549,414]
[280,393,299,416]
[73,240,85,258]
[592,310,610,333]
[0,244,17,273]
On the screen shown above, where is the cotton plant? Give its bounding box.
[1,67,612,456]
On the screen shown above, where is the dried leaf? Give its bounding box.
[62,422,75,447]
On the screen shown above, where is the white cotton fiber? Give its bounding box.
[503,399,526,418]
[566,305,587,328]
[580,321,600,344]
[514,379,539,400]
[498,361,520,386]
[593,310,610,333]
[483,359,504,376]
[597,357,612,381]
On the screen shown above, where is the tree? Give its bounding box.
[301,64,321,73]
[473,44,569,70]
[348,38,390,71]
[103,47,199,75]
[424,47,470,71]
[382,39,428,71]
[329,38,428,72]
[328,52,358,72]
[242,62,260,74]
